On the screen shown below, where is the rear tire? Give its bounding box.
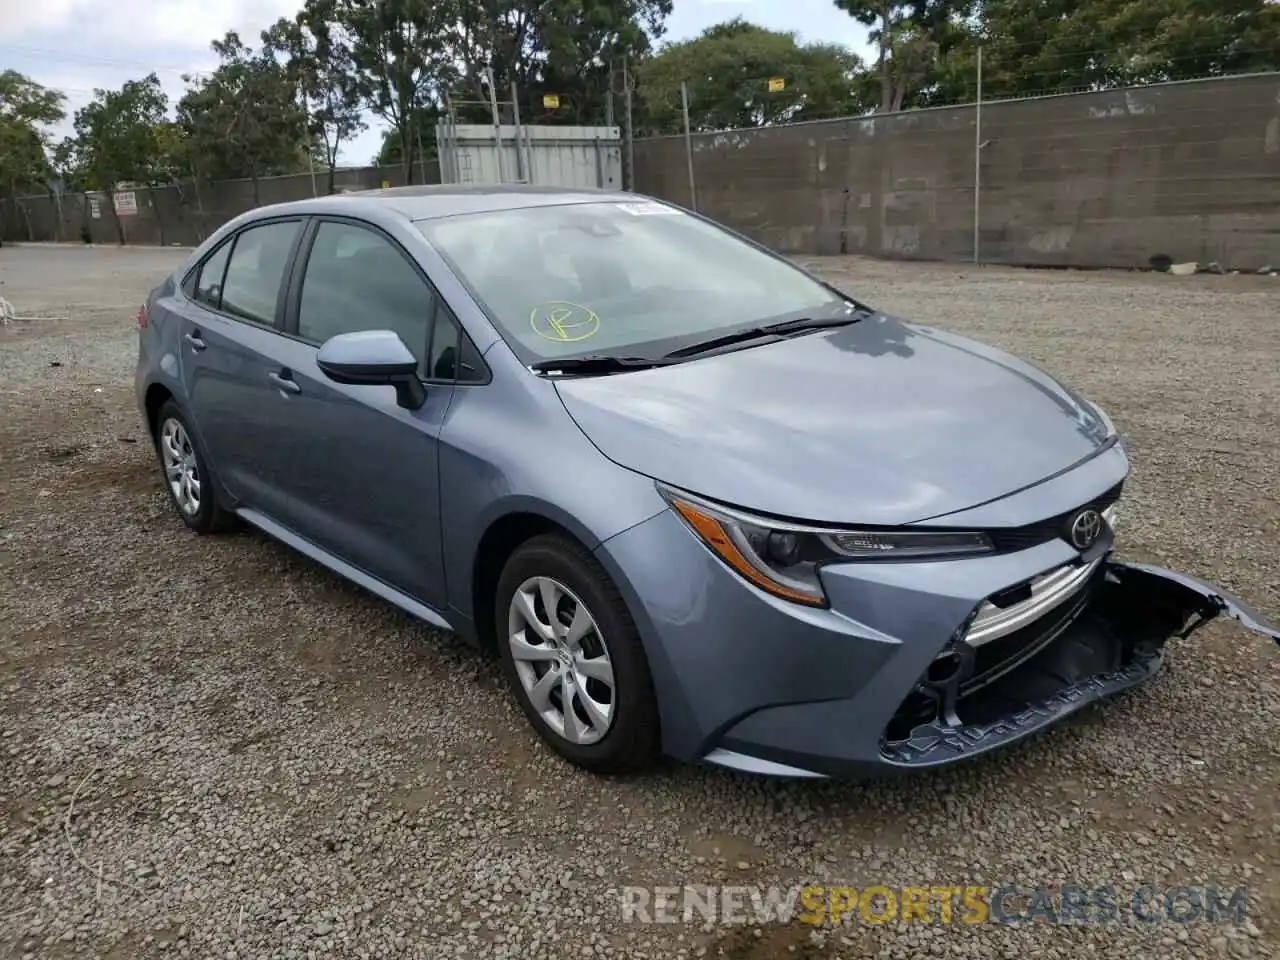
[495,534,660,775]
[153,400,235,534]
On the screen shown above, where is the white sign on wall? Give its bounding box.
[114,191,138,216]
[88,197,101,219]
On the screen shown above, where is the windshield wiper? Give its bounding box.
[760,313,869,336]
[663,308,871,361]
[530,355,675,375]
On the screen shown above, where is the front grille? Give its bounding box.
[984,482,1123,552]
[966,556,1102,647]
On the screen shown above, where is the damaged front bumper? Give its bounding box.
[881,560,1280,769]
[702,559,1279,780]
[880,561,1280,768]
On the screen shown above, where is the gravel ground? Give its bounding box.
[1,243,1277,960]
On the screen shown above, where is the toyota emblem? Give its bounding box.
[1067,508,1104,550]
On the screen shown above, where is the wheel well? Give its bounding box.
[471,513,576,654]
[144,384,174,439]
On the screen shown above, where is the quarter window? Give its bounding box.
[427,303,486,382]
[193,239,232,308]
[219,220,301,326]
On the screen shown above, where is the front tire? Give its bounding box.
[153,400,234,534]
[495,534,660,775]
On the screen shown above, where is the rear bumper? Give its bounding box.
[595,508,1279,781]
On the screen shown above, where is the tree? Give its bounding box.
[69,74,169,243]
[177,31,309,201]
[637,19,871,133]
[0,70,66,198]
[938,0,1280,102]
[263,12,366,194]
[832,0,972,111]
[446,0,671,126]
[374,105,441,167]
[317,0,455,185]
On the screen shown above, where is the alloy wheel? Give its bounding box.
[159,417,201,517]
[507,575,616,745]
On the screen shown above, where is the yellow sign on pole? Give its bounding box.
[543,94,560,108]
[767,77,786,92]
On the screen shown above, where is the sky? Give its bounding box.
[0,0,870,167]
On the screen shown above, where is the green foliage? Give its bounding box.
[374,106,440,167]
[832,1,973,110]
[519,0,671,124]
[946,0,1280,100]
[0,70,66,195]
[637,19,871,133]
[176,32,310,187]
[263,12,367,193]
[314,0,454,184]
[69,74,168,192]
[834,0,1280,109]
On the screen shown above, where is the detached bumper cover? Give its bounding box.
[716,561,1279,779]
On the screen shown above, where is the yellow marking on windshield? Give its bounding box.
[530,301,601,342]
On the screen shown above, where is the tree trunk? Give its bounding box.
[878,5,892,113]
[191,171,208,243]
[148,185,166,246]
[327,163,337,196]
[251,171,261,207]
[402,116,415,185]
[106,191,125,245]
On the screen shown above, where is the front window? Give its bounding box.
[416,200,844,363]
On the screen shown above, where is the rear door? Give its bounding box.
[236,217,485,609]
[174,218,307,506]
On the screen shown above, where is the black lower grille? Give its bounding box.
[884,565,1103,741]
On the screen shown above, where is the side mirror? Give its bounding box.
[316,330,426,410]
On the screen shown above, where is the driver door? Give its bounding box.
[244,218,479,610]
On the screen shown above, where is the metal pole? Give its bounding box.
[440,94,452,183]
[973,45,982,265]
[416,121,427,186]
[485,67,505,183]
[523,116,536,186]
[509,81,524,182]
[446,93,459,184]
[623,56,635,192]
[680,82,697,211]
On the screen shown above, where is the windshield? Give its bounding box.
[416,200,845,363]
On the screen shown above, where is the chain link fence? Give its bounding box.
[631,51,1280,270]
[6,59,1279,271]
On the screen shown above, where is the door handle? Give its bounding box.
[268,371,301,395]
[185,331,206,351]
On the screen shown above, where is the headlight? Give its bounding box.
[658,485,994,607]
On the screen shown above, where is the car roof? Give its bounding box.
[249,184,639,223]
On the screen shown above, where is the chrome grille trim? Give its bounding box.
[965,556,1102,647]
[963,504,1118,648]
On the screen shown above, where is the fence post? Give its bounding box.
[973,44,983,265]
[510,81,529,183]
[680,81,698,212]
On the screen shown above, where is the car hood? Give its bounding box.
[553,313,1114,525]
